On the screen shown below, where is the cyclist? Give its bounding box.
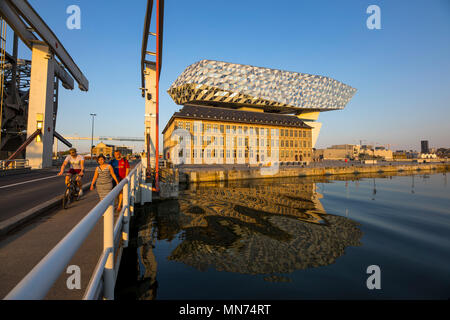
[58,148,85,197]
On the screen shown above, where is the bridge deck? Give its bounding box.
[0,187,108,299]
[0,168,95,222]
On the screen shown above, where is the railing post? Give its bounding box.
[103,203,115,300]
[122,181,130,247]
[130,171,135,217]
[140,164,144,205]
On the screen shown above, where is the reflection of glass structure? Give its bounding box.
[151,178,363,278]
[168,60,357,113]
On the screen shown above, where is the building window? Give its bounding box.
[281,140,284,147]
[238,150,242,158]
[280,129,284,137]
[290,141,293,147]
[226,150,230,158]
[295,130,298,137]
[238,126,242,134]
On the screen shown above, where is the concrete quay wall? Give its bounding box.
[181,163,450,183]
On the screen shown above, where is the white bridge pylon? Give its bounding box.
[0,0,89,169]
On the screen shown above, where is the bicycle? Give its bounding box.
[62,175,81,209]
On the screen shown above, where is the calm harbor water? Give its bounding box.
[116,170,450,299]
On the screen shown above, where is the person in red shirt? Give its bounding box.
[109,150,130,211]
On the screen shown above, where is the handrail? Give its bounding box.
[82,248,112,300]
[0,159,29,170]
[4,161,144,300]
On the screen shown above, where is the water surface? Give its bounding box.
[119,170,450,299]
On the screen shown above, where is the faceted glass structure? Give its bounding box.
[168,60,357,113]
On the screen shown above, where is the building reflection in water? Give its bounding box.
[140,178,363,285]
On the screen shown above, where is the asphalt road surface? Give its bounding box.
[0,168,95,222]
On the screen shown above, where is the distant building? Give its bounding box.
[115,146,133,157]
[421,140,429,154]
[315,144,393,161]
[163,105,313,165]
[314,144,360,160]
[420,153,437,159]
[393,151,407,160]
[92,142,115,158]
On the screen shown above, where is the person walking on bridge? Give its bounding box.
[109,150,130,211]
[90,155,119,201]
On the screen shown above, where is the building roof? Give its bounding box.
[162,104,311,134]
[168,60,357,113]
[94,142,115,148]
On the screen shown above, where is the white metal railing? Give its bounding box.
[0,159,30,170]
[4,161,145,300]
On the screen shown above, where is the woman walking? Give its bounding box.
[90,155,119,201]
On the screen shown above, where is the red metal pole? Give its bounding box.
[154,0,160,192]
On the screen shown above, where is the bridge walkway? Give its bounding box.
[0,164,134,299]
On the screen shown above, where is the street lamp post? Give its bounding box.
[90,113,97,161]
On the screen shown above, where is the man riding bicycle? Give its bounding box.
[58,148,85,197]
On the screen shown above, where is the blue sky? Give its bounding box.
[8,0,450,152]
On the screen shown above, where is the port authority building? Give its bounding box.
[162,60,356,166]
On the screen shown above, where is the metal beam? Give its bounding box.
[5,128,41,165]
[54,61,74,90]
[0,0,37,49]
[141,0,164,95]
[64,136,145,142]
[0,1,75,90]
[53,131,72,147]
[6,0,89,91]
[141,0,153,94]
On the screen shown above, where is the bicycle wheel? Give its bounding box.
[74,186,80,201]
[63,187,71,209]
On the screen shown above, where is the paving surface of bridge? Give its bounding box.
[0,168,95,222]
[0,162,137,299]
